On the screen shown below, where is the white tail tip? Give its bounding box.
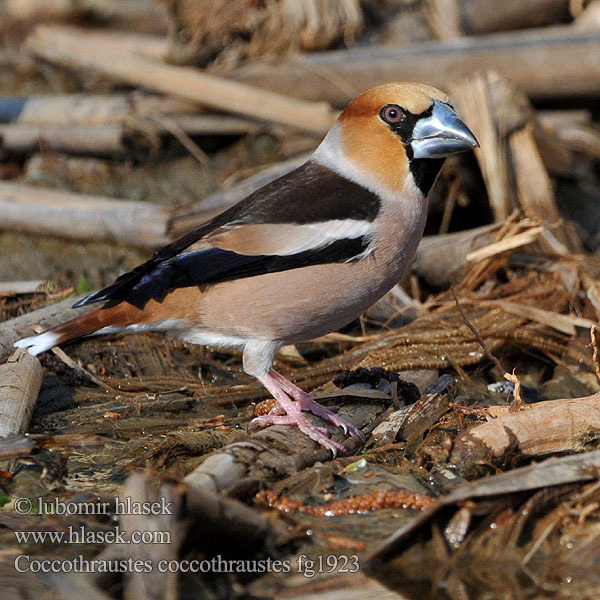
[14,331,60,356]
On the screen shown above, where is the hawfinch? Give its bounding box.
[16,83,478,455]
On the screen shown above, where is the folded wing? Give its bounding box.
[74,160,380,310]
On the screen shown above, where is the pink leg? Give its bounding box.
[270,371,365,441]
[253,370,346,456]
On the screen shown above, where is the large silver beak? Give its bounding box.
[410,101,479,159]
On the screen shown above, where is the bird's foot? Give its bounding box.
[249,414,329,437]
[252,369,364,456]
[249,412,343,456]
[270,370,366,442]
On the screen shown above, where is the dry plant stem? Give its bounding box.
[147,114,210,166]
[0,123,128,156]
[465,227,543,262]
[450,391,600,473]
[0,349,43,437]
[3,93,197,126]
[26,25,336,134]
[0,281,48,295]
[426,0,462,40]
[453,0,570,35]
[592,327,600,383]
[449,75,510,222]
[4,0,166,36]
[31,325,117,393]
[0,181,170,249]
[509,123,565,241]
[1,115,279,157]
[233,26,600,104]
[438,174,461,234]
[451,287,525,407]
[484,299,596,335]
[450,287,506,378]
[505,369,524,409]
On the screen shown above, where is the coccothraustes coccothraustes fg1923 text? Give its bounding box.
[16,82,478,455]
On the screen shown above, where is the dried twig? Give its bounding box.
[591,327,600,384]
[32,325,116,393]
[450,287,526,408]
[450,286,506,377]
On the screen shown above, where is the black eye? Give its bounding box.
[381,104,404,124]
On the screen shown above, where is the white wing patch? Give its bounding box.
[272,219,373,255]
[208,219,374,257]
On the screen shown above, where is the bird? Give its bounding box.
[15,82,478,455]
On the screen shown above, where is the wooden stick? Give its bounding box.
[449,74,512,222]
[0,124,127,156]
[233,25,600,104]
[1,94,131,125]
[1,116,281,157]
[0,280,48,295]
[25,25,336,135]
[509,123,563,228]
[5,0,166,35]
[450,287,507,376]
[0,93,197,126]
[445,0,571,36]
[450,391,600,474]
[411,223,501,288]
[0,181,169,249]
[0,349,43,437]
[121,473,185,600]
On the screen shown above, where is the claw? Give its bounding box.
[255,369,364,455]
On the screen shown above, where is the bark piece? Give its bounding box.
[400,375,457,452]
[450,391,600,474]
[0,349,43,437]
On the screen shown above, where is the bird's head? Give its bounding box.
[317,82,478,198]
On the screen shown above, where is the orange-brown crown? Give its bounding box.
[336,83,450,193]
